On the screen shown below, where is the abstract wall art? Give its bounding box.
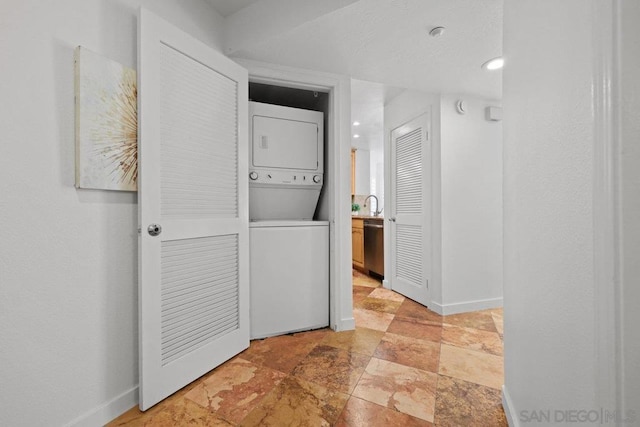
[74,46,137,191]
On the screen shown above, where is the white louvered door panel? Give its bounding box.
[390,113,431,306]
[138,8,249,410]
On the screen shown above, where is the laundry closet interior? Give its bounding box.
[246,82,331,340]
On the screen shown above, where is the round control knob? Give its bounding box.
[313,175,321,183]
[249,171,258,180]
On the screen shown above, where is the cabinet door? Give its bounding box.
[352,228,364,267]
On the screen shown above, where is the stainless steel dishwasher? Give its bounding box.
[364,219,384,277]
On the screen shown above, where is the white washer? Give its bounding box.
[249,220,329,339]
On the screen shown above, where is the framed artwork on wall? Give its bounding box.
[74,46,137,191]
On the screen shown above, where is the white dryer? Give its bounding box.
[247,102,329,339]
[248,102,323,221]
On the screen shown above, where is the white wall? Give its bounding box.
[0,1,224,426]
[440,95,503,312]
[502,0,599,421]
[619,0,640,416]
[383,90,503,315]
[354,148,371,195]
[370,148,384,210]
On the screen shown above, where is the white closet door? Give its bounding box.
[138,8,249,410]
[389,113,431,306]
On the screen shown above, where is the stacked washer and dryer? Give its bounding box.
[248,102,329,339]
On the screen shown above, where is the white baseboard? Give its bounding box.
[502,384,520,427]
[337,316,355,331]
[431,297,503,315]
[65,386,138,427]
[382,279,390,289]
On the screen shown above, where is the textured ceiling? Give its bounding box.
[205,0,261,17]
[205,0,503,151]
[230,0,503,99]
[351,79,386,151]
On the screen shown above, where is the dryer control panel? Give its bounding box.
[249,169,323,186]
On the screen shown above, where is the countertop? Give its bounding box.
[351,214,384,221]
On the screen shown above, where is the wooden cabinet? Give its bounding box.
[352,218,364,269]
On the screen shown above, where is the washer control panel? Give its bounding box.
[249,169,322,186]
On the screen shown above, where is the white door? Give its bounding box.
[138,8,249,410]
[389,113,431,306]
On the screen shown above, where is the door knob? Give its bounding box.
[389,217,396,222]
[147,224,162,236]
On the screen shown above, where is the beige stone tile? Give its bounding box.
[434,375,507,427]
[111,289,510,427]
[395,299,443,324]
[368,288,405,303]
[183,358,286,424]
[352,358,438,422]
[353,285,374,304]
[373,333,440,373]
[443,311,497,332]
[353,308,394,332]
[335,396,434,427]
[352,269,382,288]
[292,345,370,394]
[321,327,385,356]
[356,297,402,314]
[108,393,233,427]
[441,324,503,356]
[239,328,329,374]
[240,376,349,426]
[387,317,442,343]
[438,344,504,389]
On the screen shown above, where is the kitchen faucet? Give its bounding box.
[364,195,382,216]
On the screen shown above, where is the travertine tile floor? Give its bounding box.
[110,270,506,426]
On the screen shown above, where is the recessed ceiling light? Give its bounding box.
[482,57,504,70]
[429,26,445,38]
[353,121,360,126]
[353,134,360,138]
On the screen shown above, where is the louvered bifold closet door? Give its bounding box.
[390,114,431,306]
[395,128,423,288]
[138,8,249,411]
[158,43,240,365]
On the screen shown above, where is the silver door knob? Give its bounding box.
[147,224,162,236]
[249,171,258,180]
